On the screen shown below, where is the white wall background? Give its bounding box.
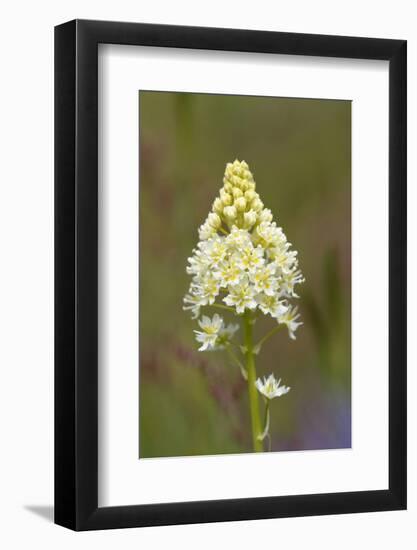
[0,1,414,548]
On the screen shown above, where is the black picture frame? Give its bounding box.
[55,19,407,531]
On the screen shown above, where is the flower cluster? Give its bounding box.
[183,159,304,340]
[184,160,303,450]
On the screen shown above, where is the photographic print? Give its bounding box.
[55,21,406,530]
[139,91,351,458]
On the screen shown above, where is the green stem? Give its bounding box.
[207,303,234,312]
[226,346,247,380]
[253,323,283,354]
[258,400,270,442]
[243,311,263,452]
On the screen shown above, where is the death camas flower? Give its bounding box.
[255,374,291,400]
[194,313,239,351]
[183,159,305,451]
[183,159,304,337]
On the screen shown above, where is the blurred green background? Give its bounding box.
[139,91,351,458]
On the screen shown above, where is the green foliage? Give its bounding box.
[303,247,351,386]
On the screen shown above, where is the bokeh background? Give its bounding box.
[139,91,351,458]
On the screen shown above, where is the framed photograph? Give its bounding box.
[55,19,406,530]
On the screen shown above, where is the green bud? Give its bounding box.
[251,198,264,212]
[234,197,247,212]
[243,210,257,229]
[212,198,223,215]
[207,212,221,229]
[259,208,273,223]
[223,205,237,220]
[220,189,232,206]
[245,190,256,202]
[232,187,243,199]
[223,181,233,193]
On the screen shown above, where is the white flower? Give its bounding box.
[254,221,286,250]
[186,248,210,278]
[269,247,298,274]
[223,277,257,314]
[198,217,218,240]
[255,374,291,400]
[251,263,279,296]
[189,273,220,306]
[213,259,243,287]
[235,243,264,273]
[194,314,224,351]
[183,293,203,319]
[256,293,288,319]
[225,226,252,250]
[207,239,228,266]
[278,305,303,340]
[279,269,305,298]
[193,314,239,351]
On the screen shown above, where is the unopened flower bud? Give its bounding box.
[245,190,256,202]
[220,189,232,206]
[212,198,223,215]
[223,180,233,193]
[243,210,257,229]
[207,212,221,229]
[223,205,237,221]
[232,187,243,200]
[259,208,273,223]
[251,198,264,212]
[234,197,247,212]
